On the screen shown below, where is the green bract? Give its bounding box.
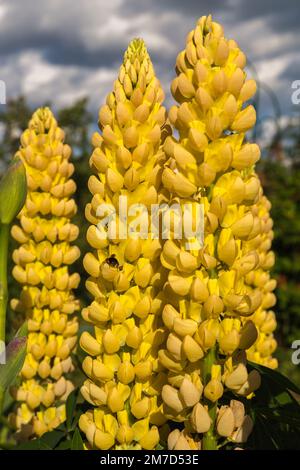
[0,156,27,225]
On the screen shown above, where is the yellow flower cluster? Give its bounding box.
[78,16,277,450]
[244,195,277,368]
[79,39,170,449]
[9,108,80,437]
[168,399,253,449]
[157,15,277,447]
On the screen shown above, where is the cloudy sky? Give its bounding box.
[0,0,299,128]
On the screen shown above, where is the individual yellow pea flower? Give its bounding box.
[216,405,235,437]
[167,429,201,450]
[190,402,211,433]
[218,318,242,354]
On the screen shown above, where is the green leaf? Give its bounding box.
[56,440,71,450]
[249,361,300,395]
[40,430,65,448]
[246,360,300,449]
[17,321,28,338]
[66,389,78,430]
[39,441,53,450]
[273,391,296,406]
[0,321,28,391]
[261,415,283,449]
[14,430,64,450]
[258,405,300,427]
[71,428,84,450]
[15,439,41,450]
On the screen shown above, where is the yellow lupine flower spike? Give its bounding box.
[160,15,277,449]
[79,39,170,450]
[9,107,80,437]
[243,195,277,369]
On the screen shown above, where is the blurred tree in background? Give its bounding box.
[1,96,300,384]
[0,97,32,169]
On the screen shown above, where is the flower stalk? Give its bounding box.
[0,222,9,415]
[0,223,9,344]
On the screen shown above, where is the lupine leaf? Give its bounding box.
[0,322,28,391]
[71,428,84,450]
[66,389,78,430]
[40,430,65,448]
[249,361,300,395]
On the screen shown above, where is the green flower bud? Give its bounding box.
[0,156,27,224]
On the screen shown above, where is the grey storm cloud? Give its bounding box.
[122,0,300,32]
[0,0,128,68]
[0,0,299,118]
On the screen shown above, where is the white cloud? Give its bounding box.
[0,50,117,112]
[0,3,7,21]
[255,56,289,88]
[20,52,60,95]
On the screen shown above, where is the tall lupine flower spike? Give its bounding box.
[243,195,277,369]
[9,108,80,437]
[158,15,276,449]
[79,38,171,450]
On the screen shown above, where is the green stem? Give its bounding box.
[202,346,218,450]
[203,402,218,450]
[0,223,9,343]
[0,223,9,416]
[203,345,216,384]
[0,388,4,417]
